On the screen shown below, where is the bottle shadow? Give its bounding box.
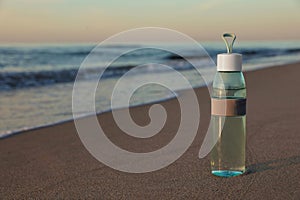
[246,155,300,174]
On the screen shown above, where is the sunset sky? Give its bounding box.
[0,0,299,43]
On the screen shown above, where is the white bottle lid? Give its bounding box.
[217,53,242,71]
[217,33,242,71]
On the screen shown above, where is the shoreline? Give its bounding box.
[0,95,177,139]
[1,60,300,139]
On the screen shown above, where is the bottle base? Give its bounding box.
[212,170,244,177]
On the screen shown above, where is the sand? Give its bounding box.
[1,63,300,199]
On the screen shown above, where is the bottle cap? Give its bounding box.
[217,33,242,71]
[217,53,242,71]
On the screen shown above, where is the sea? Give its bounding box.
[1,41,300,138]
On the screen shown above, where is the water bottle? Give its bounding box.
[210,33,246,177]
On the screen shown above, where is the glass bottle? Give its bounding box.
[210,33,246,177]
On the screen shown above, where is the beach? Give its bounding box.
[1,62,300,199]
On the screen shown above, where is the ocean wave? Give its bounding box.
[286,48,300,53]
[0,67,134,90]
[0,69,78,90]
[1,44,299,91]
[0,61,203,90]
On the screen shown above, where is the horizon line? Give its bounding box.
[1,39,300,45]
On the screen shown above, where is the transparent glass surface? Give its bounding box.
[211,71,246,177]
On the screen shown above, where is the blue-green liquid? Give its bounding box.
[212,170,244,177]
[211,71,246,178]
[210,115,246,177]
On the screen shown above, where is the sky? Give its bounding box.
[0,0,299,43]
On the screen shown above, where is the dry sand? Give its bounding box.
[1,63,300,199]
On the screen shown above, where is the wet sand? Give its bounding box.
[1,63,300,199]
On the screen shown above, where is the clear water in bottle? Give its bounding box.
[210,71,246,177]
